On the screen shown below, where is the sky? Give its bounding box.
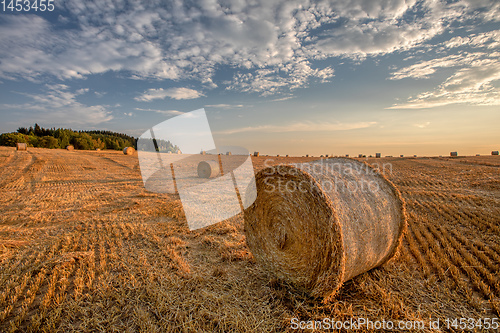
[0,0,499,156]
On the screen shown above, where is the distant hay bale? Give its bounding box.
[413,155,417,157]
[254,152,260,157]
[197,160,220,178]
[325,155,329,158]
[226,152,232,156]
[400,155,404,158]
[66,145,74,151]
[95,148,101,151]
[306,154,309,157]
[16,143,27,151]
[476,154,480,156]
[244,158,406,303]
[201,150,206,155]
[277,154,280,157]
[286,155,289,157]
[376,153,381,158]
[123,147,135,155]
[345,154,349,157]
[492,151,499,156]
[358,154,363,158]
[450,151,458,157]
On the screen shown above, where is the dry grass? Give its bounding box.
[244,159,406,302]
[0,148,499,332]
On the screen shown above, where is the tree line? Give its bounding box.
[0,124,137,151]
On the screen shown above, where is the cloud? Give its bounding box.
[76,88,89,95]
[1,0,497,95]
[388,43,500,109]
[134,108,184,115]
[269,96,295,102]
[216,121,377,135]
[135,88,204,102]
[0,85,112,125]
[414,122,431,128]
[205,104,244,109]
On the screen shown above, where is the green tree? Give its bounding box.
[0,133,27,146]
[40,136,59,149]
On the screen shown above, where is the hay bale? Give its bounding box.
[306,154,309,157]
[450,151,458,157]
[244,158,406,303]
[286,155,289,157]
[123,147,135,155]
[400,155,404,158]
[197,160,220,178]
[476,154,480,156]
[413,155,417,157]
[254,152,259,157]
[95,148,101,151]
[492,151,499,156]
[16,143,27,151]
[66,145,74,151]
[201,150,206,155]
[375,153,381,158]
[226,152,232,156]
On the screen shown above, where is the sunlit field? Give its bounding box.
[0,147,499,332]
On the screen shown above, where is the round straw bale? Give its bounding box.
[16,143,27,151]
[197,160,220,178]
[254,152,259,157]
[66,145,74,151]
[123,147,135,155]
[244,158,406,302]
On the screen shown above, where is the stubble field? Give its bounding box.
[0,147,499,332]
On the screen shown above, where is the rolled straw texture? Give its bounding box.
[244,158,406,302]
[197,160,220,178]
[123,147,135,155]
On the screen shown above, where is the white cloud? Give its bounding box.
[1,85,112,125]
[134,108,184,115]
[269,96,295,102]
[135,88,204,101]
[205,104,245,109]
[389,31,500,109]
[216,121,377,135]
[76,88,89,95]
[0,1,498,95]
[414,122,431,128]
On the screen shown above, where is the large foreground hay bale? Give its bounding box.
[244,158,406,302]
[197,160,220,178]
[123,147,135,155]
[16,143,27,151]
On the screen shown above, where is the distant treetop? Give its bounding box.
[0,124,137,151]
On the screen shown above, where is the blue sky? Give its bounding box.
[0,0,499,156]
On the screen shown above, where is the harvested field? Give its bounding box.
[0,147,499,332]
